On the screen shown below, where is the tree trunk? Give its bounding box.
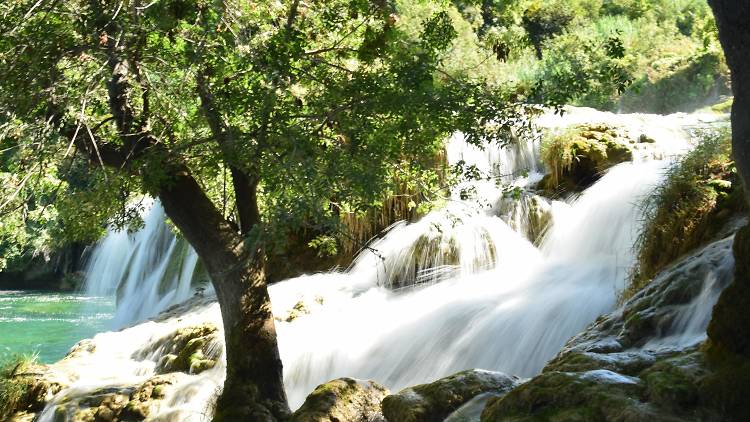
[158,172,290,421]
[707,0,750,356]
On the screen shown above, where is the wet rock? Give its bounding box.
[120,375,175,420]
[1,362,64,420]
[382,369,520,422]
[639,134,657,143]
[51,375,176,422]
[479,235,736,421]
[481,370,657,422]
[135,323,221,375]
[290,378,389,422]
[498,194,553,244]
[540,124,634,194]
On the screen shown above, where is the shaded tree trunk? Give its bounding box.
[158,173,290,421]
[707,0,750,356]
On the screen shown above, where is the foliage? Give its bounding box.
[0,1,533,265]
[449,0,728,111]
[627,128,743,299]
[521,0,574,59]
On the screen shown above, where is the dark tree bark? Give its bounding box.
[158,172,290,421]
[67,14,291,416]
[707,0,750,356]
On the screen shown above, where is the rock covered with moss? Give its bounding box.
[0,358,64,421]
[290,378,389,422]
[382,369,520,422]
[49,374,177,422]
[134,323,221,375]
[539,124,634,194]
[498,193,553,245]
[481,234,737,421]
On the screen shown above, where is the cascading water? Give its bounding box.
[83,202,208,327]
[49,107,727,419]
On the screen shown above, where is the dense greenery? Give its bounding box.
[0,0,729,278]
[452,0,728,110]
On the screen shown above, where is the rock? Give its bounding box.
[639,134,657,143]
[49,375,176,422]
[479,234,737,421]
[134,323,221,375]
[498,194,553,244]
[382,369,520,422]
[291,378,389,422]
[480,370,658,422]
[540,124,634,195]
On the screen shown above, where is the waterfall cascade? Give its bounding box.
[83,203,207,328]
[52,107,729,419]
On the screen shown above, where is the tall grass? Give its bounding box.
[625,128,742,299]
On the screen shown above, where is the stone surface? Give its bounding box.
[382,369,520,422]
[480,235,737,421]
[291,378,389,422]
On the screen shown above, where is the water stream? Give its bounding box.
[38,107,727,420]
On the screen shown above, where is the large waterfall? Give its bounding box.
[43,107,729,420]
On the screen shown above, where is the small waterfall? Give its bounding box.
[54,107,727,418]
[83,203,208,327]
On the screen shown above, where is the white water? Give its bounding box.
[83,202,208,327]
[46,108,726,419]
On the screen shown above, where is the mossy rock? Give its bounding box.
[540,124,634,195]
[134,323,220,375]
[481,370,661,422]
[290,377,389,422]
[1,359,62,420]
[382,369,519,422]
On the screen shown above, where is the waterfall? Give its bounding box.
[60,107,726,419]
[83,203,208,327]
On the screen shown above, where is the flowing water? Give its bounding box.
[32,107,730,419]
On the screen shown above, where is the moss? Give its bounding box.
[291,378,389,422]
[626,128,743,300]
[706,225,750,357]
[641,355,703,410]
[540,124,633,195]
[480,370,646,422]
[383,370,519,422]
[710,97,733,114]
[146,324,220,375]
[0,354,43,420]
[701,346,750,422]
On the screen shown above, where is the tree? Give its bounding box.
[706,0,750,357]
[0,1,526,419]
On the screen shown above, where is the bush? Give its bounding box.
[522,0,575,59]
[626,129,744,299]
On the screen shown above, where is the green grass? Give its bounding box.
[625,129,743,300]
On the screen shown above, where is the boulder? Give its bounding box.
[540,124,634,195]
[291,378,389,422]
[382,370,520,422]
[134,323,221,375]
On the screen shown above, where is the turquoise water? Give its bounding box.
[0,291,114,363]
